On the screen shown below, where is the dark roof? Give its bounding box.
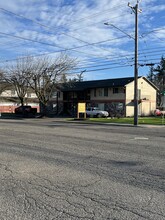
[62,77,136,91]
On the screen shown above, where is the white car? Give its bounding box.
[86,107,109,118]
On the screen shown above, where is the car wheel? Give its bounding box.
[97,113,102,118]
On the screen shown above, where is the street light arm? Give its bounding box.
[104,22,134,39]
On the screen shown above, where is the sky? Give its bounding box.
[0,0,164,81]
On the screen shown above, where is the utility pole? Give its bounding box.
[128,1,142,126]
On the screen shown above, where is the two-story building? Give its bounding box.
[58,76,158,117]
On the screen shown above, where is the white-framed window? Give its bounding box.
[113,88,119,94]
[98,89,103,96]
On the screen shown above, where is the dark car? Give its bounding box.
[15,106,37,115]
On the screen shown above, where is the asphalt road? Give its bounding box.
[0,118,165,220]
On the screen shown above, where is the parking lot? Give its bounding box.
[0,118,165,219]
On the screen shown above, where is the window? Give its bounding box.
[116,102,124,110]
[98,89,103,97]
[87,89,90,95]
[113,88,119,94]
[11,90,16,96]
[27,93,31,98]
[94,89,96,97]
[104,88,108,96]
[52,92,57,98]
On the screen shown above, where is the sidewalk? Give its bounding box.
[0,114,164,128]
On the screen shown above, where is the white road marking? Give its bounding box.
[134,137,149,140]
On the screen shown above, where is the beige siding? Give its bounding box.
[125,77,157,116]
[25,93,37,98]
[1,89,37,98]
[1,90,17,97]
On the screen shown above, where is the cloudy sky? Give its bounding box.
[0,0,164,80]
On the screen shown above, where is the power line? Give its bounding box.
[0,31,132,61]
[0,4,126,32]
[0,6,164,65]
[0,39,164,66]
[141,27,165,37]
[0,32,64,48]
[68,14,128,32]
[0,30,132,58]
[0,6,133,57]
[64,4,126,27]
[0,17,164,66]
[1,30,163,61]
[71,63,133,74]
[72,55,163,71]
[0,5,136,60]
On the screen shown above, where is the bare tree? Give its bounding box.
[0,70,5,94]
[27,53,77,116]
[0,69,9,95]
[4,57,32,106]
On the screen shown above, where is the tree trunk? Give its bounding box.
[39,102,48,117]
[20,97,24,107]
[20,97,26,117]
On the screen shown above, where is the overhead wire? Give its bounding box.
[1,31,163,63]
[70,60,161,75]
[0,27,164,67]
[0,5,164,71]
[0,31,133,61]
[68,14,128,32]
[0,9,130,64]
[0,4,126,33]
[72,53,164,71]
[0,6,133,59]
[0,6,162,50]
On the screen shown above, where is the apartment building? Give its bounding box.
[59,76,158,117]
[0,76,158,117]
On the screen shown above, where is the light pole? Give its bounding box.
[104,2,142,125]
[104,0,142,126]
[128,1,142,126]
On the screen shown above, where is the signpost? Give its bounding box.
[77,103,86,119]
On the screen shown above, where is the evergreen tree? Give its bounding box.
[147,56,165,108]
[147,66,155,83]
[154,56,165,95]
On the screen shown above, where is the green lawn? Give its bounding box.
[84,117,165,125]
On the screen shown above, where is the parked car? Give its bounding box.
[15,106,37,115]
[86,107,109,118]
[154,109,165,116]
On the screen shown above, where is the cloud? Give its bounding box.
[0,0,164,79]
